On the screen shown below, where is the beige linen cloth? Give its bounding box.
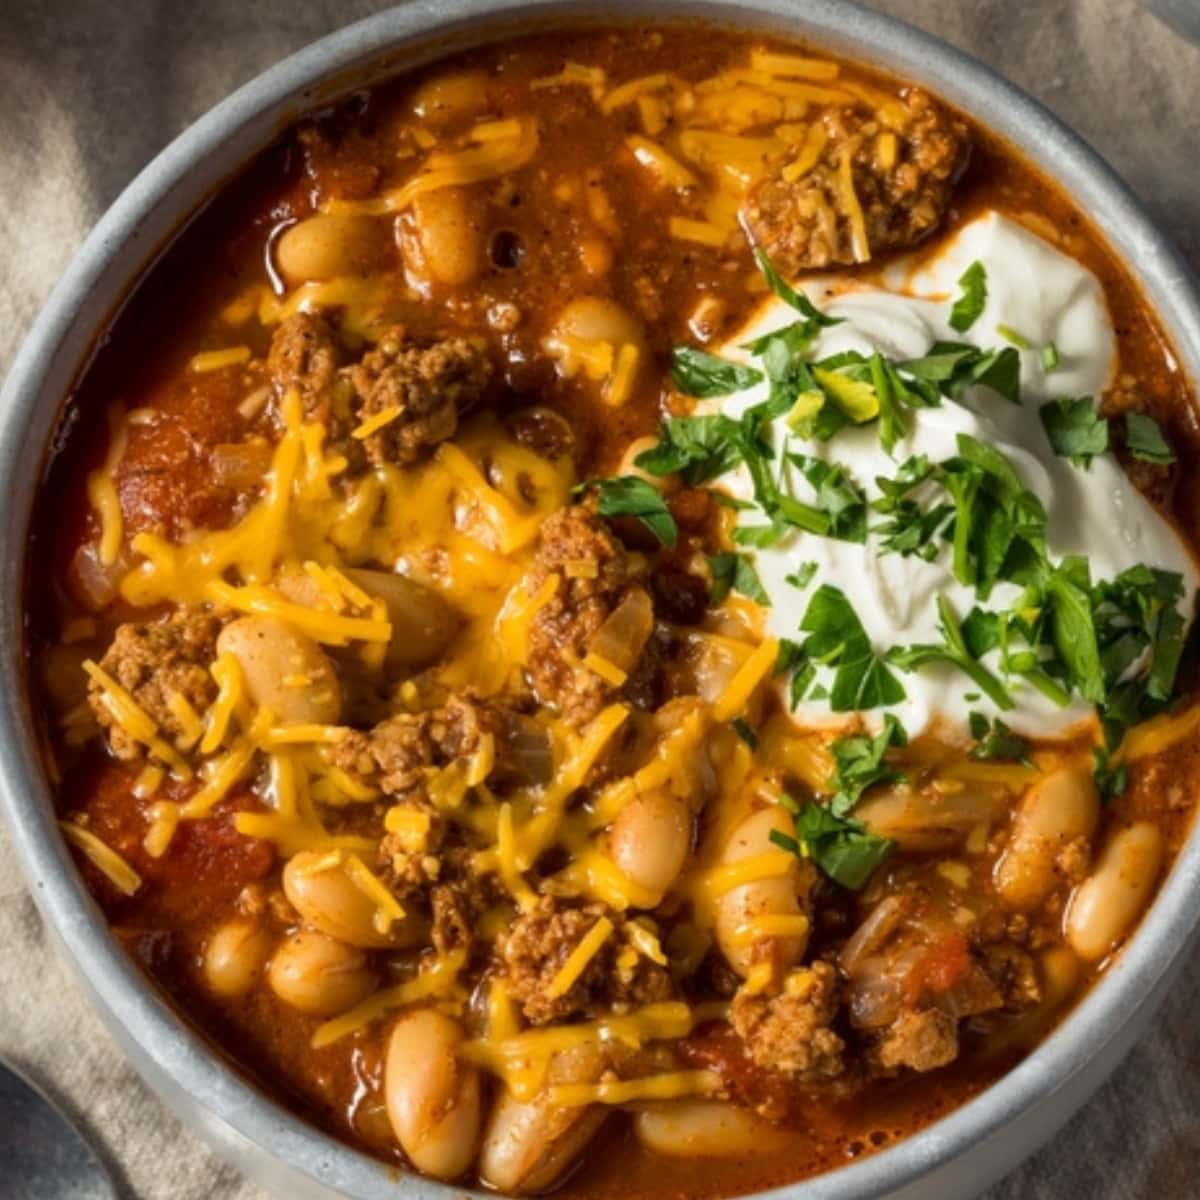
[1,1,1198,1196]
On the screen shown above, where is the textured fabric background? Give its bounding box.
[1,2,1198,1196]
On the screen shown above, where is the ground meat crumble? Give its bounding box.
[88,608,222,762]
[743,89,969,274]
[496,897,674,1024]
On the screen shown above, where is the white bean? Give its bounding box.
[410,70,491,124]
[1066,822,1164,961]
[552,297,643,348]
[403,187,483,287]
[282,853,426,949]
[275,214,389,285]
[268,929,375,1015]
[216,616,341,725]
[386,1009,482,1180]
[203,918,272,997]
[479,1043,606,1194]
[714,807,808,978]
[634,1101,789,1157]
[994,767,1099,909]
[344,569,459,672]
[609,789,692,904]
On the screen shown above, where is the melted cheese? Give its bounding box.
[546,916,614,998]
[59,820,142,896]
[549,1069,722,1107]
[311,949,467,1049]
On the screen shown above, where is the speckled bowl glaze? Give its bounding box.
[3,3,1199,1197]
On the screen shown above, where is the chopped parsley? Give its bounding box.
[887,595,1013,710]
[996,323,1031,350]
[786,561,819,590]
[1039,397,1109,469]
[1093,746,1128,801]
[770,800,895,890]
[1124,412,1176,465]
[968,712,1031,763]
[634,415,745,485]
[828,714,908,816]
[669,347,764,398]
[948,260,988,333]
[800,584,907,711]
[709,552,769,605]
[752,247,842,327]
[1040,342,1061,372]
[731,717,758,750]
[589,476,678,548]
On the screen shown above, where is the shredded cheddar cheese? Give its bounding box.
[546,916,614,998]
[188,346,251,373]
[550,1069,721,1107]
[59,820,142,896]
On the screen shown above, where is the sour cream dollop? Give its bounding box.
[717,211,1200,738]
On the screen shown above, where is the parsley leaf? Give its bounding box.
[774,637,815,708]
[827,714,908,817]
[968,712,1031,763]
[731,718,758,750]
[787,453,868,543]
[1124,412,1176,465]
[786,561,818,590]
[709,552,769,605]
[771,802,895,890]
[752,248,842,327]
[1093,746,1128,801]
[1045,556,1105,704]
[634,415,744,484]
[1039,397,1109,469]
[800,584,906,711]
[591,476,678,548]
[669,348,763,398]
[887,595,1013,710]
[948,261,988,333]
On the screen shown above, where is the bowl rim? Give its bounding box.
[3,2,1200,1198]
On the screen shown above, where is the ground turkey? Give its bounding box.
[267,313,344,422]
[330,691,540,798]
[349,325,492,465]
[88,608,222,762]
[743,89,969,274]
[497,897,674,1024]
[525,506,647,727]
[729,962,846,1082]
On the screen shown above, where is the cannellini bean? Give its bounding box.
[609,789,692,904]
[479,1043,607,1194]
[275,214,389,286]
[216,616,341,725]
[202,918,273,997]
[714,807,808,978]
[386,1009,482,1180]
[1066,822,1164,962]
[855,784,1003,852]
[268,929,375,1015]
[282,853,426,949]
[994,767,1100,909]
[634,1101,790,1157]
[344,569,459,672]
[550,296,645,355]
[403,187,483,287]
[410,70,491,123]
